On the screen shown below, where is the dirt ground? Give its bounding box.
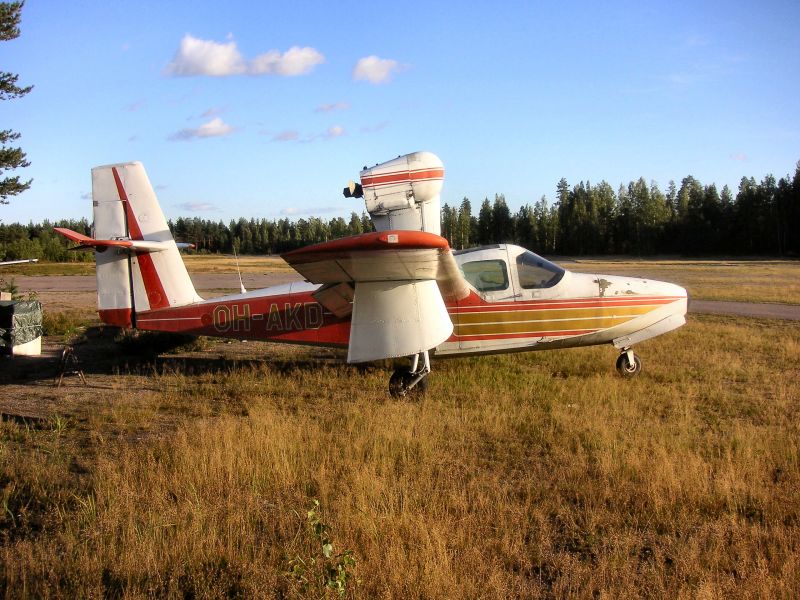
[0,328,339,431]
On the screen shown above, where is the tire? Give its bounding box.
[616,352,642,377]
[388,368,429,399]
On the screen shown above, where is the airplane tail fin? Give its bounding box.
[58,162,202,327]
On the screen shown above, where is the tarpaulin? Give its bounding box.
[0,300,43,347]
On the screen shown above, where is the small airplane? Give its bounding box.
[55,152,687,396]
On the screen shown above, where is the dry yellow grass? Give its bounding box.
[2,315,798,597]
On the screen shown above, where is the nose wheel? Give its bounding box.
[389,351,430,398]
[616,349,642,377]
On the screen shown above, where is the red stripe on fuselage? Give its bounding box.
[453,295,682,313]
[133,291,351,346]
[111,167,170,310]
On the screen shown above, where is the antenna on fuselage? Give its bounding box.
[233,246,247,294]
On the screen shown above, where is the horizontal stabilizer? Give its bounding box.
[54,227,188,253]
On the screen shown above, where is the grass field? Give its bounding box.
[1,256,799,597]
[1,315,799,598]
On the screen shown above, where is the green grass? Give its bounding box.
[1,315,798,597]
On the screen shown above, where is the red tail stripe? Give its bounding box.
[111,167,170,310]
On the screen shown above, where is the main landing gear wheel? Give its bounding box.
[388,350,431,399]
[389,367,429,398]
[616,350,642,377]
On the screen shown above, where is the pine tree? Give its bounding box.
[457,197,472,249]
[0,2,32,204]
[491,194,513,242]
[477,198,493,244]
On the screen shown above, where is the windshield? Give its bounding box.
[516,251,564,289]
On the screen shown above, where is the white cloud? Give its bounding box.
[176,202,219,212]
[267,126,345,143]
[272,130,300,142]
[315,101,350,113]
[169,117,235,141]
[250,46,325,76]
[80,192,92,200]
[164,34,324,77]
[353,55,403,84]
[164,34,246,76]
[324,125,345,139]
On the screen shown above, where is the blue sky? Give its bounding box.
[2,0,799,224]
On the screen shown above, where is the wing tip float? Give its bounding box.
[282,229,470,363]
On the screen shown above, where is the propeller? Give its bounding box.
[342,180,363,198]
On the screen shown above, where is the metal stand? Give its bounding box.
[55,345,87,387]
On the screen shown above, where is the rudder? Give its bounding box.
[91,162,202,326]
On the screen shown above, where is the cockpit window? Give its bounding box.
[516,251,565,289]
[460,259,509,292]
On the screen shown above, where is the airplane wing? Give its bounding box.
[54,228,194,252]
[282,230,470,363]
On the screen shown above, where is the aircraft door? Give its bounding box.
[453,246,516,352]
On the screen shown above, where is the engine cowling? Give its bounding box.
[357,151,444,235]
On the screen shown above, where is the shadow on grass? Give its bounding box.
[0,326,376,386]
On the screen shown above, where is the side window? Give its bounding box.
[460,259,509,292]
[516,251,565,289]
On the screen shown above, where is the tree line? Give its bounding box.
[443,165,800,256]
[1,163,798,261]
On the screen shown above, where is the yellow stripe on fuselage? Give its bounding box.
[452,304,657,326]
[454,315,634,336]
